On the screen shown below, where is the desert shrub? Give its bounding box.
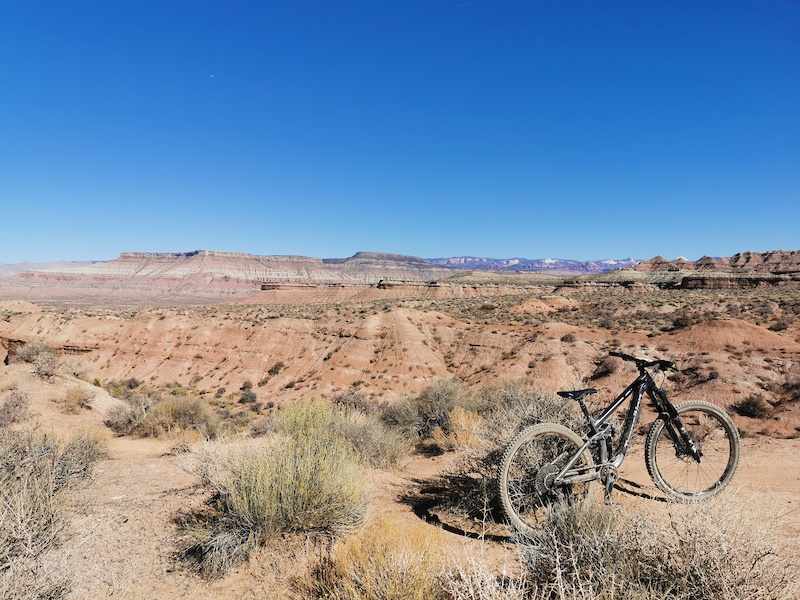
[267,361,285,376]
[238,389,257,404]
[33,351,60,379]
[560,333,576,343]
[331,388,371,413]
[380,379,472,442]
[0,428,105,598]
[0,390,30,428]
[733,394,773,419]
[14,341,60,379]
[303,516,448,600]
[519,500,798,600]
[143,396,218,438]
[185,436,367,576]
[414,379,469,438]
[443,552,529,600]
[473,380,584,445]
[380,396,421,433]
[13,341,54,365]
[769,320,789,331]
[424,381,583,526]
[104,394,217,439]
[104,404,138,435]
[260,398,410,469]
[60,386,93,414]
[590,356,617,379]
[430,407,486,452]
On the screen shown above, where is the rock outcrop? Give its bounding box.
[635,250,799,274]
[632,250,800,289]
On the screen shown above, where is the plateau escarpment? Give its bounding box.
[0,250,457,304]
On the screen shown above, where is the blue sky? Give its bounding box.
[1,0,798,263]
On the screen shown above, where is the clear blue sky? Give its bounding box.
[1,0,798,263]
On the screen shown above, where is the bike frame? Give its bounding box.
[553,368,700,487]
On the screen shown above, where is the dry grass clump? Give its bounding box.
[184,435,367,577]
[302,516,448,600]
[255,397,410,469]
[519,499,798,600]
[443,552,529,600]
[58,386,93,414]
[0,428,106,599]
[0,390,30,428]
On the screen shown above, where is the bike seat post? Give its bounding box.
[576,396,593,426]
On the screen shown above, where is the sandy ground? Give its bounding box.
[2,357,799,598]
[44,433,797,599]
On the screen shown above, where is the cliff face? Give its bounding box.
[633,250,800,290]
[0,251,456,304]
[634,250,799,274]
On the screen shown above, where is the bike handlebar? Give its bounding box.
[609,351,677,372]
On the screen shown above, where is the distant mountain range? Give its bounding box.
[0,253,637,281]
[425,256,638,274]
[0,260,97,280]
[0,250,798,303]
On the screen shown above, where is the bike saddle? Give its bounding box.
[557,388,597,401]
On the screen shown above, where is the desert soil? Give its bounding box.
[3,362,798,599]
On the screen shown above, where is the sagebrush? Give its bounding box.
[185,435,367,576]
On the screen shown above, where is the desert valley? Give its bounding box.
[1,249,798,599]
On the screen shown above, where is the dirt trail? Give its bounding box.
[52,431,799,599]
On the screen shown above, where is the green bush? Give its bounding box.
[185,436,367,576]
[258,398,410,469]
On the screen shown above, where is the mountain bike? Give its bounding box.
[498,352,740,535]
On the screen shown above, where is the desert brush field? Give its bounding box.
[1,285,798,599]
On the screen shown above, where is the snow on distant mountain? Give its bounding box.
[425,256,638,274]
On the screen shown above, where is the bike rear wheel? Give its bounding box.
[498,423,595,536]
[645,401,740,500]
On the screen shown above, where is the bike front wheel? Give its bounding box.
[498,423,595,536]
[645,401,740,500]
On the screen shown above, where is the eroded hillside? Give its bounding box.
[2,286,798,437]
